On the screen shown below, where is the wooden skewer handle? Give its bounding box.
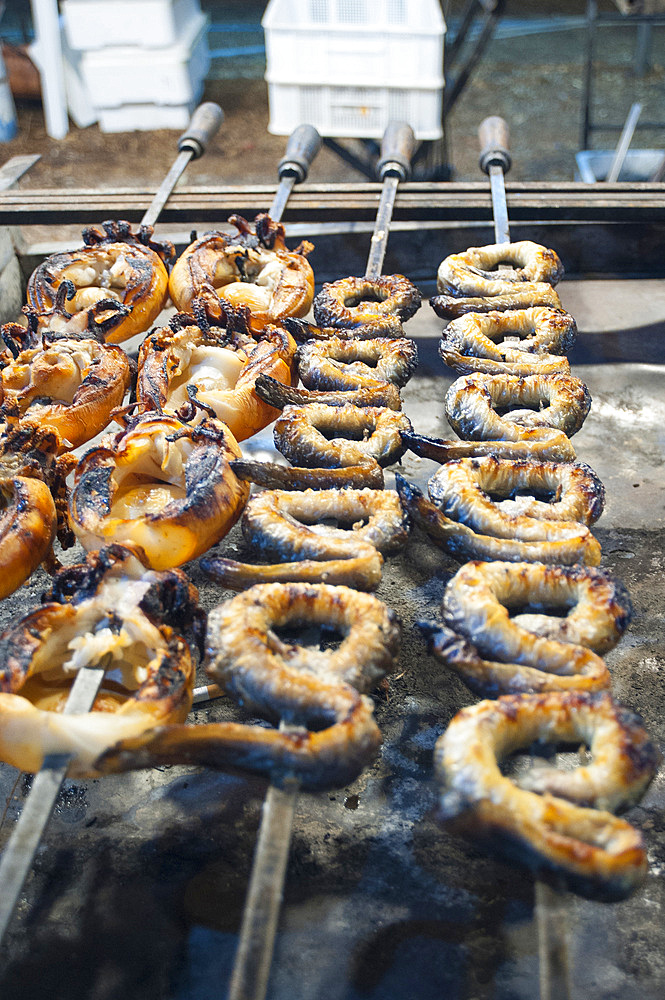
[178,102,224,159]
[278,124,322,184]
[376,120,416,182]
[478,115,511,175]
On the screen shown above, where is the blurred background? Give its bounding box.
[0,0,664,190]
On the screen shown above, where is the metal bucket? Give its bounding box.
[575,148,665,182]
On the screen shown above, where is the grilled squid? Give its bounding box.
[168,213,314,333]
[26,220,173,344]
[422,560,633,695]
[274,402,412,471]
[202,487,409,590]
[435,691,659,899]
[0,546,202,778]
[313,274,421,332]
[296,336,418,393]
[395,473,601,566]
[1,333,132,451]
[0,421,67,598]
[68,412,250,570]
[137,310,297,442]
[98,582,401,789]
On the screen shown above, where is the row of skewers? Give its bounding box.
[0,109,658,1000]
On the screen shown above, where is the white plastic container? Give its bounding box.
[80,11,209,110]
[62,0,203,51]
[262,0,445,140]
[97,101,200,133]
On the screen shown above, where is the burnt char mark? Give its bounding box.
[136,637,189,703]
[0,624,45,691]
[614,704,663,784]
[71,463,114,519]
[42,544,130,605]
[139,576,206,659]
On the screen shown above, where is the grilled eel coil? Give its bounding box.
[313,274,421,333]
[283,316,408,342]
[274,402,412,471]
[436,308,576,379]
[202,487,409,590]
[26,220,174,344]
[68,411,250,570]
[431,241,564,319]
[400,372,591,463]
[435,691,660,900]
[137,309,297,443]
[395,464,602,566]
[97,582,402,790]
[421,560,633,695]
[296,336,418,393]
[0,331,131,451]
[168,213,314,333]
[0,545,202,778]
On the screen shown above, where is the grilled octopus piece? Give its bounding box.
[69,411,250,570]
[98,582,402,790]
[0,330,132,451]
[137,313,297,443]
[435,691,660,900]
[27,222,173,344]
[0,545,202,778]
[168,213,315,333]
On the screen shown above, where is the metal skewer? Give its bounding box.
[478,115,572,1000]
[141,102,224,229]
[227,120,414,1000]
[225,123,321,1000]
[0,101,225,946]
[269,123,322,222]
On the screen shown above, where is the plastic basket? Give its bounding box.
[262,0,445,139]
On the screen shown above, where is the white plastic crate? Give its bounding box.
[97,99,200,133]
[262,0,445,139]
[80,11,209,110]
[62,0,203,51]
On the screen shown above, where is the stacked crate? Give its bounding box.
[61,0,210,132]
[262,0,446,140]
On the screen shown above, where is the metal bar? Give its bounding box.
[269,176,295,225]
[606,102,642,183]
[535,880,573,1000]
[140,102,224,228]
[0,666,105,943]
[365,174,399,279]
[488,165,510,244]
[228,777,299,1000]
